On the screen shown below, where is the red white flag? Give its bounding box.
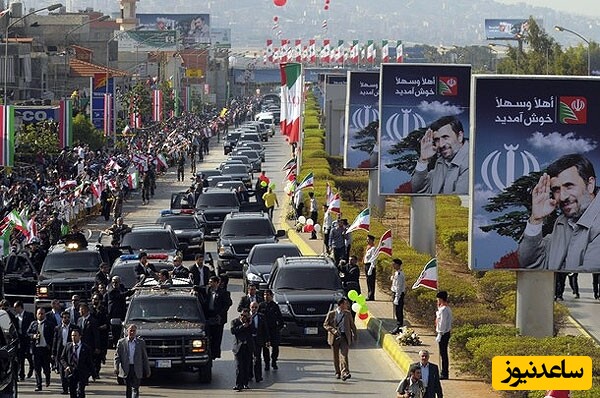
[375,229,393,258]
[327,193,341,214]
[295,39,302,62]
[320,39,330,64]
[266,39,274,63]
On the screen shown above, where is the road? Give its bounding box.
[18,128,403,397]
[562,273,600,343]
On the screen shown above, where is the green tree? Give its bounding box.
[120,82,151,125]
[73,113,106,150]
[15,121,60,163]
[351,120,378,156]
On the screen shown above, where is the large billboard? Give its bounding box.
[137,14,210,47]
[484,19,530,40]
[90,74,114,131]
[324,74,347,157]
[210,28,231,48]
[117,30,178,52]
[471,75,600,272]
[378,64,471,195]
[344,71,379,169]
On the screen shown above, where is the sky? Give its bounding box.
[496,0,600,18]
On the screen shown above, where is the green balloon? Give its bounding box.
[356,294,366,305]
[347,290,359,301]
[269,182,276,189]
[358,304,369,315]
[260,180,268,187]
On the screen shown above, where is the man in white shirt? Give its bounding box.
[390,258,406,335]
[435,291,453,380]
[363,235,377,301]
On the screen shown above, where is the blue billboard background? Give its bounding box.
[378,64,471,195]
[91,76,114,131]
[471,76,600,271]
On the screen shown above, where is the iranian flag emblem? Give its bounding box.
[438,76,458,96]
[559,96,587,124]
[280,63,303,143]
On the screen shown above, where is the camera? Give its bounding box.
[407,392,415,398]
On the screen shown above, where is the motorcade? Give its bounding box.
[242,243,302,292]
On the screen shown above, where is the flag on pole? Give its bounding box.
[0,224,11,256]
[266,39,274,63]
[0,105,14,167]
[283,163,297,182]
[396,41,404,63]
[366,40,375,63]
[279,62,303,143]
[374,229,393,258]
[152,89,163,122]
[280,39,290,63]
[412,258,438,290]
[103,93,113,136]
[350,40,359,64]
[294,39,302,62]
[58,99,72,149]
[295,172,314,191]
[308,39,316,64]
[183,86,191,113]
[325,182,334,205]
[336,40,345,64]
[327,193,341,214]
[381,40,390,63]
[320,39,331,64]
[346,208,370,233]
[174,88,181,117]
[3,210,28,237]
[281,157,296,171]
[127,170,139,189]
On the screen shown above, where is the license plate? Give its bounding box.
[156,360,171,368]
[304,327,318,335]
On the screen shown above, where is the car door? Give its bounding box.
[3,253,38,303]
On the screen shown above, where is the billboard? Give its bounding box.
[91,73,114,131]
[117,30,178,52]
[344,71,379,169]
[137,14,210,47]
[323,74,347,157]
[485,19,530,40]
[210,28,231,48]
[14,106,58,124]
[471,76,600,272]
[378,64,471,195]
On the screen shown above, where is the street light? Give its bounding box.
[3,3,62,104]
[555,25,591,75]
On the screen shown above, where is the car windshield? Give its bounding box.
[128,296,205,323]
[237,151,258,160]
[227,133,241,141]
[222,165,249,174]
[273,267,342,290]
[229,156,250,164]
[42,252,102,272]
[158,217,199,229]
[196,193,240,208]
[121,232,177,250]
[250,247,301,265]
[221,219,275,237]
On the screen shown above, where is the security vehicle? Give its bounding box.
[156,212,205,257]
[110,253,174,289]
[242,243,302,292]
[0,309,19,397]
[119,224,186,260]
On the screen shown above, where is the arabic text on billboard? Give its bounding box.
[137,14,210,47]
[210,28,231,48]
[117,30,178,52]
[485,19,530,40]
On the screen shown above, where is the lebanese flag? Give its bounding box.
[279,62,303,143]
[366,40,375,63]
[91,179,102,199]
[283,163,297,181]
[320,39,330,64]
[381,40,390,63]
[152,89,163,122]
[309,39,316,63]
[266,39,274,63]
[326,193,341,214]
[325,182,333,205]
[412,258,438,290]
[346,207,370,233]
[280,39,289,63]
[294,39,302,62]
[59,179,77,190]
[374,229,392,258]
[27,217,38,242]
[281,157,296,171]
[295,172,314,191]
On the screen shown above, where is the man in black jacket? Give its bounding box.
[237,284,263,312]
[27,307,54,391]
[200,276,232,360]
[106,276,134,347]
[189,253,212,288]
[249,301,269,383]
[231,308,255,391]
[52,312,78,395]
[61,329,94,398]
[14,300,35,380]
[77,303,100,379]
[259,289,283,371]
[409,350,443,398]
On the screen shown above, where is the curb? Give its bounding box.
[287,227,318,256]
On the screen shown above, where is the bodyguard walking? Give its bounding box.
[114,324,151,398]
[390,258,406,335]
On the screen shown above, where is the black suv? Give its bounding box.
[268,256,345,341]
[216,212,285,276]
[242,243,302,292]
[155,213,205,258]
[195,188,241,239]
[120,224,186,260]
[123,280,212,382]
[0,309,19,397]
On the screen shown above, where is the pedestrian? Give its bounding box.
[567,273,579,299]
[100,186,111,221]
[342,219,352,261]
[231,308,255,391]
[323,297,357,381]
[390,258,406,335]
[60,329,94,398]
[322,204,333,253]
[106,276,134,348]
[112,187,124,221]
[364,234,377,301]
[95,262,111,292]
[114,324,151,398]
[66,295,81,325]
[410,350,443,398]
[14,300,35,380]
[293,187,304,218]
[28,307,54,391]
[308,191,318,224]
[340,256,361,297]
[78,303,100,379]
[396,364,425,398]
[91,293,110,377]
[238,284,263,312]
[260,289,283,371]
[554,272,567,301]
[328,220,346,267]
[141,171,151,205]
[189,253,212,288]
[435,291,452,380]
[200,276,231,360]
[177,153,186,182]
[249,301,269,383]
[262,187,279,220]
[52,311,78,395]
[593,273,600,300]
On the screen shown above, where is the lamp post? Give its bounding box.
[554,25,591,75]
[3,3,62,104]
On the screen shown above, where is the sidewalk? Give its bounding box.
[285,220,503,398]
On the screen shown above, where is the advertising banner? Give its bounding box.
[116,30,178,52]
[91,73,114,131]
[378,64,471,195]
[344,71,379,169]
[471,76,600,272]
[484,19,530,40]
[323,74,347,157]
[14,106,58,124]
[137,14,210,47]
[210,28,231,48]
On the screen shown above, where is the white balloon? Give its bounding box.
[306,218,314,226]
[298,216,306,224]
[314,224,321,233]
[351,302,361,313]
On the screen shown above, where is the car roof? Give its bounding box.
[47,244,99,254]
[225,211,268,220]
[251,243,299,250]
[276,256,335,267]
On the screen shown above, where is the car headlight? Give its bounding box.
[218,246,233,256]
[247,272,263,282]
[37,286,48,296]
[192,340,204,348]
[278,303,291,316]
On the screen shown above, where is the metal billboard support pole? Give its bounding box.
[409,196,436,257]
[516,271,554,337]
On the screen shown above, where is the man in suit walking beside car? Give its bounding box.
[410,350,443,398]
[114,324,151,398]
[61,329,94,398]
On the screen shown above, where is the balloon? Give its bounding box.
[273,16,279,21]
[273,0,287,6]
[358,304,369,314]
[303,224,314,233]
[298,216,306,224]
[314,224,322,233]
[358,312,369,320]
[306,218,314,226]
[351,302,361,313]
[356,294,366,305]
[260,180,268,187]
[325,0,330,3]
[269,182,276,189]
[324,5,329,10]
[347,290,358,301]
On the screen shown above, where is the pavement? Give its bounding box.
[285,218,504,398]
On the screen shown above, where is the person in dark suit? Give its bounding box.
[237,284,263,312]
[66,295,81,326]
[249,301,269,383]
[201,276,232,360]
[61,329,94,398]
[13,300,35,380]
[171,255,190,278]
[259,289,284,371]
[27,307,54,391]
[91,293,110,377]
[410,350,443,398]
[134,252,157,279]
[94,262,111,291]
[106,276,135,347]
[77,303,100,379]
[189,253,212,288]
[114,324,151,398]
[231,308,255,391]
[323,297,357,381]
[45,299,64,330]
[52,311,79,395]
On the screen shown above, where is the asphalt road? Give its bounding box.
[17,128,403,397]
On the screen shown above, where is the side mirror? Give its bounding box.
[276,230,286,238]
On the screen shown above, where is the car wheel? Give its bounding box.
[198,360,212,383]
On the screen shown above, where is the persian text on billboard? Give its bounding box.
[484,19,530,40]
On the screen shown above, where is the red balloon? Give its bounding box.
[324,5,329,10]
[273,16,279,21]
[273,0,287,6]
[325,0,330,3]
[358,312,369,320]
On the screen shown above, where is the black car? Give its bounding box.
[269,256,345,342]
[242,243,302,292]
[2,252,38,305]
[232,149,261,172]
[0,309,19,396]
[216,212,286,276]
[110,254,174,289]
[156,213,205,257]
[220,164,252,188]
[120,225,187,260]
[195,188,241,239]
[223,131,242,155]
[123,281,212,382]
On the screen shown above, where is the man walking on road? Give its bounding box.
[323,297,357,381]
[114,324,151,398]
[410,350,443,398]
[435,291,452,380]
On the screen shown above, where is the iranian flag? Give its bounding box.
[295,172,314,191]
[59,99,73,149]
[326,193,341,214]
[0,225,10,256]
[128,170,139,189]
[381,40,390,63]
[325,182,334,205]
[0,105,14,167]
[335,40,344,64]
[412,258,438,290]
[346,208,370,233]
[366,40,375,63]
[396,41,404,63]
[279,62,303,143]
[3,210,28,237]
[350,40,359,64]
[374,229,392,258]
[152,89,163,122]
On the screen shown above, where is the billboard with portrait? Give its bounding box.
[378,64,471,195]
[137,13,210,47]
[117,30,178,52]
[344,71,379,169]
[210,28,231,48]
[471,75,600,272]
[484,19,530,40]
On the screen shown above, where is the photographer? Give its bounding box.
[397,364,425,398]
